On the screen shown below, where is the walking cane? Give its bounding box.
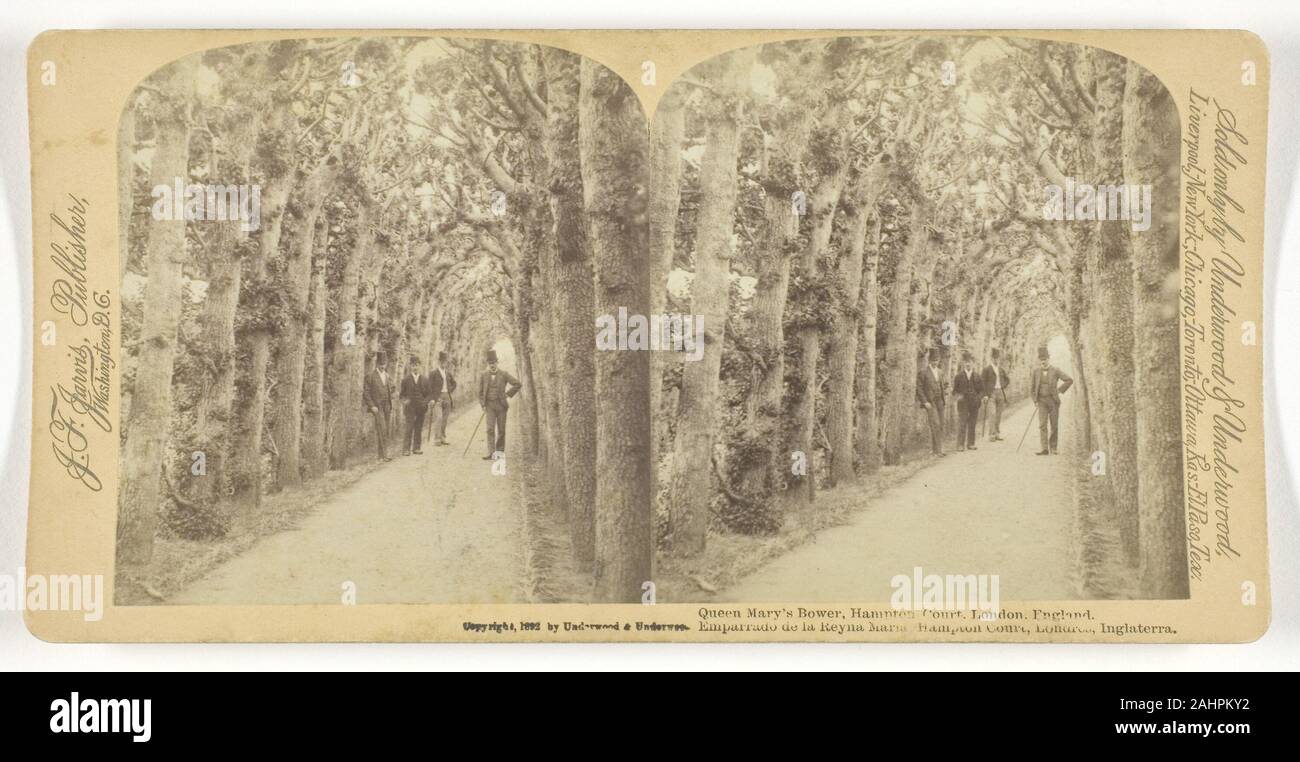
[978,398,988,440]
[463,409,486,457]
[1016,403,1039,453]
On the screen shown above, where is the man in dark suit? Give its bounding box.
[428,351,456,446]
[952,350,983,451]
[399,356,432,455]
[980,347,1011,442]
[362,352,393,462]
[915,349,946,457]
[477,349,521,460]
[1030,345,1074,455]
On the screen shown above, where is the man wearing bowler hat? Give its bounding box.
[477,349,521,460]
[1030,345,1073,455]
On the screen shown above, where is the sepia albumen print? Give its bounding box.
[111,34,1190,613]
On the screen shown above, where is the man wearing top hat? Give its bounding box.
[1030,345,1073,455]
[477,349,521,460]
[951,350,983,452]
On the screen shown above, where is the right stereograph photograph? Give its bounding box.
[649,34,1187,604]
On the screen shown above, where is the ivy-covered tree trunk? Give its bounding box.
[231,167,289,520]
[790,119,849,503]
[649,88,685,465]
[189,118,257,521]
[301,234,330,479]
[273,154,339,489]
[855,216,883,473]
[667,49,751,556]
[735,108,812,523]
[881,207,925,463]
[117,55,196,567]
[328,202,372,468]
[826,180,870,486]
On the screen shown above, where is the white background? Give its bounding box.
[1,0,1296,671]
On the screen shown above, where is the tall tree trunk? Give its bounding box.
[229,87,295,520]
[301,226,330,479]
[192,257,241,420]
[790,134,849,503]
[389,274,417,437]
[826,185,870,486]
[511,320,539,454]
[1092,51,1141,565]
[855,217,883,472]
[513,136,571,512]
[1123,63,1189,598]
[973,289,993,363]
[906,258,933,447]
[530,238,569,510]
[328,202,371,468]
[542,49,598,571]
[735,109,813,516]
[417,285,437,366]
[117,55,196,567]
[666,49,751,556]
[1056,227,1096,456]
[273,155,339,489]
[231,176,289,519]
[649,88,686,469]
[188,115,258,519]
[513,264,541,456]
[189,236,240,508]
[579,60,653,602]
[532,307,563,482]
[117,96,136,285]
[825,155,890,485]
[882,207,925,462]
[362,246,390,449]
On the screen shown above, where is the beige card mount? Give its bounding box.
[24,29,1269,642]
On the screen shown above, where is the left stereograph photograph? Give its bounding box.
[114,36,653,605]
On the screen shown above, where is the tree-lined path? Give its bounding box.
[720,400,1077,602]
[118,35,1188,605]
[172,395,1081,606]
[171,409,522,605]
